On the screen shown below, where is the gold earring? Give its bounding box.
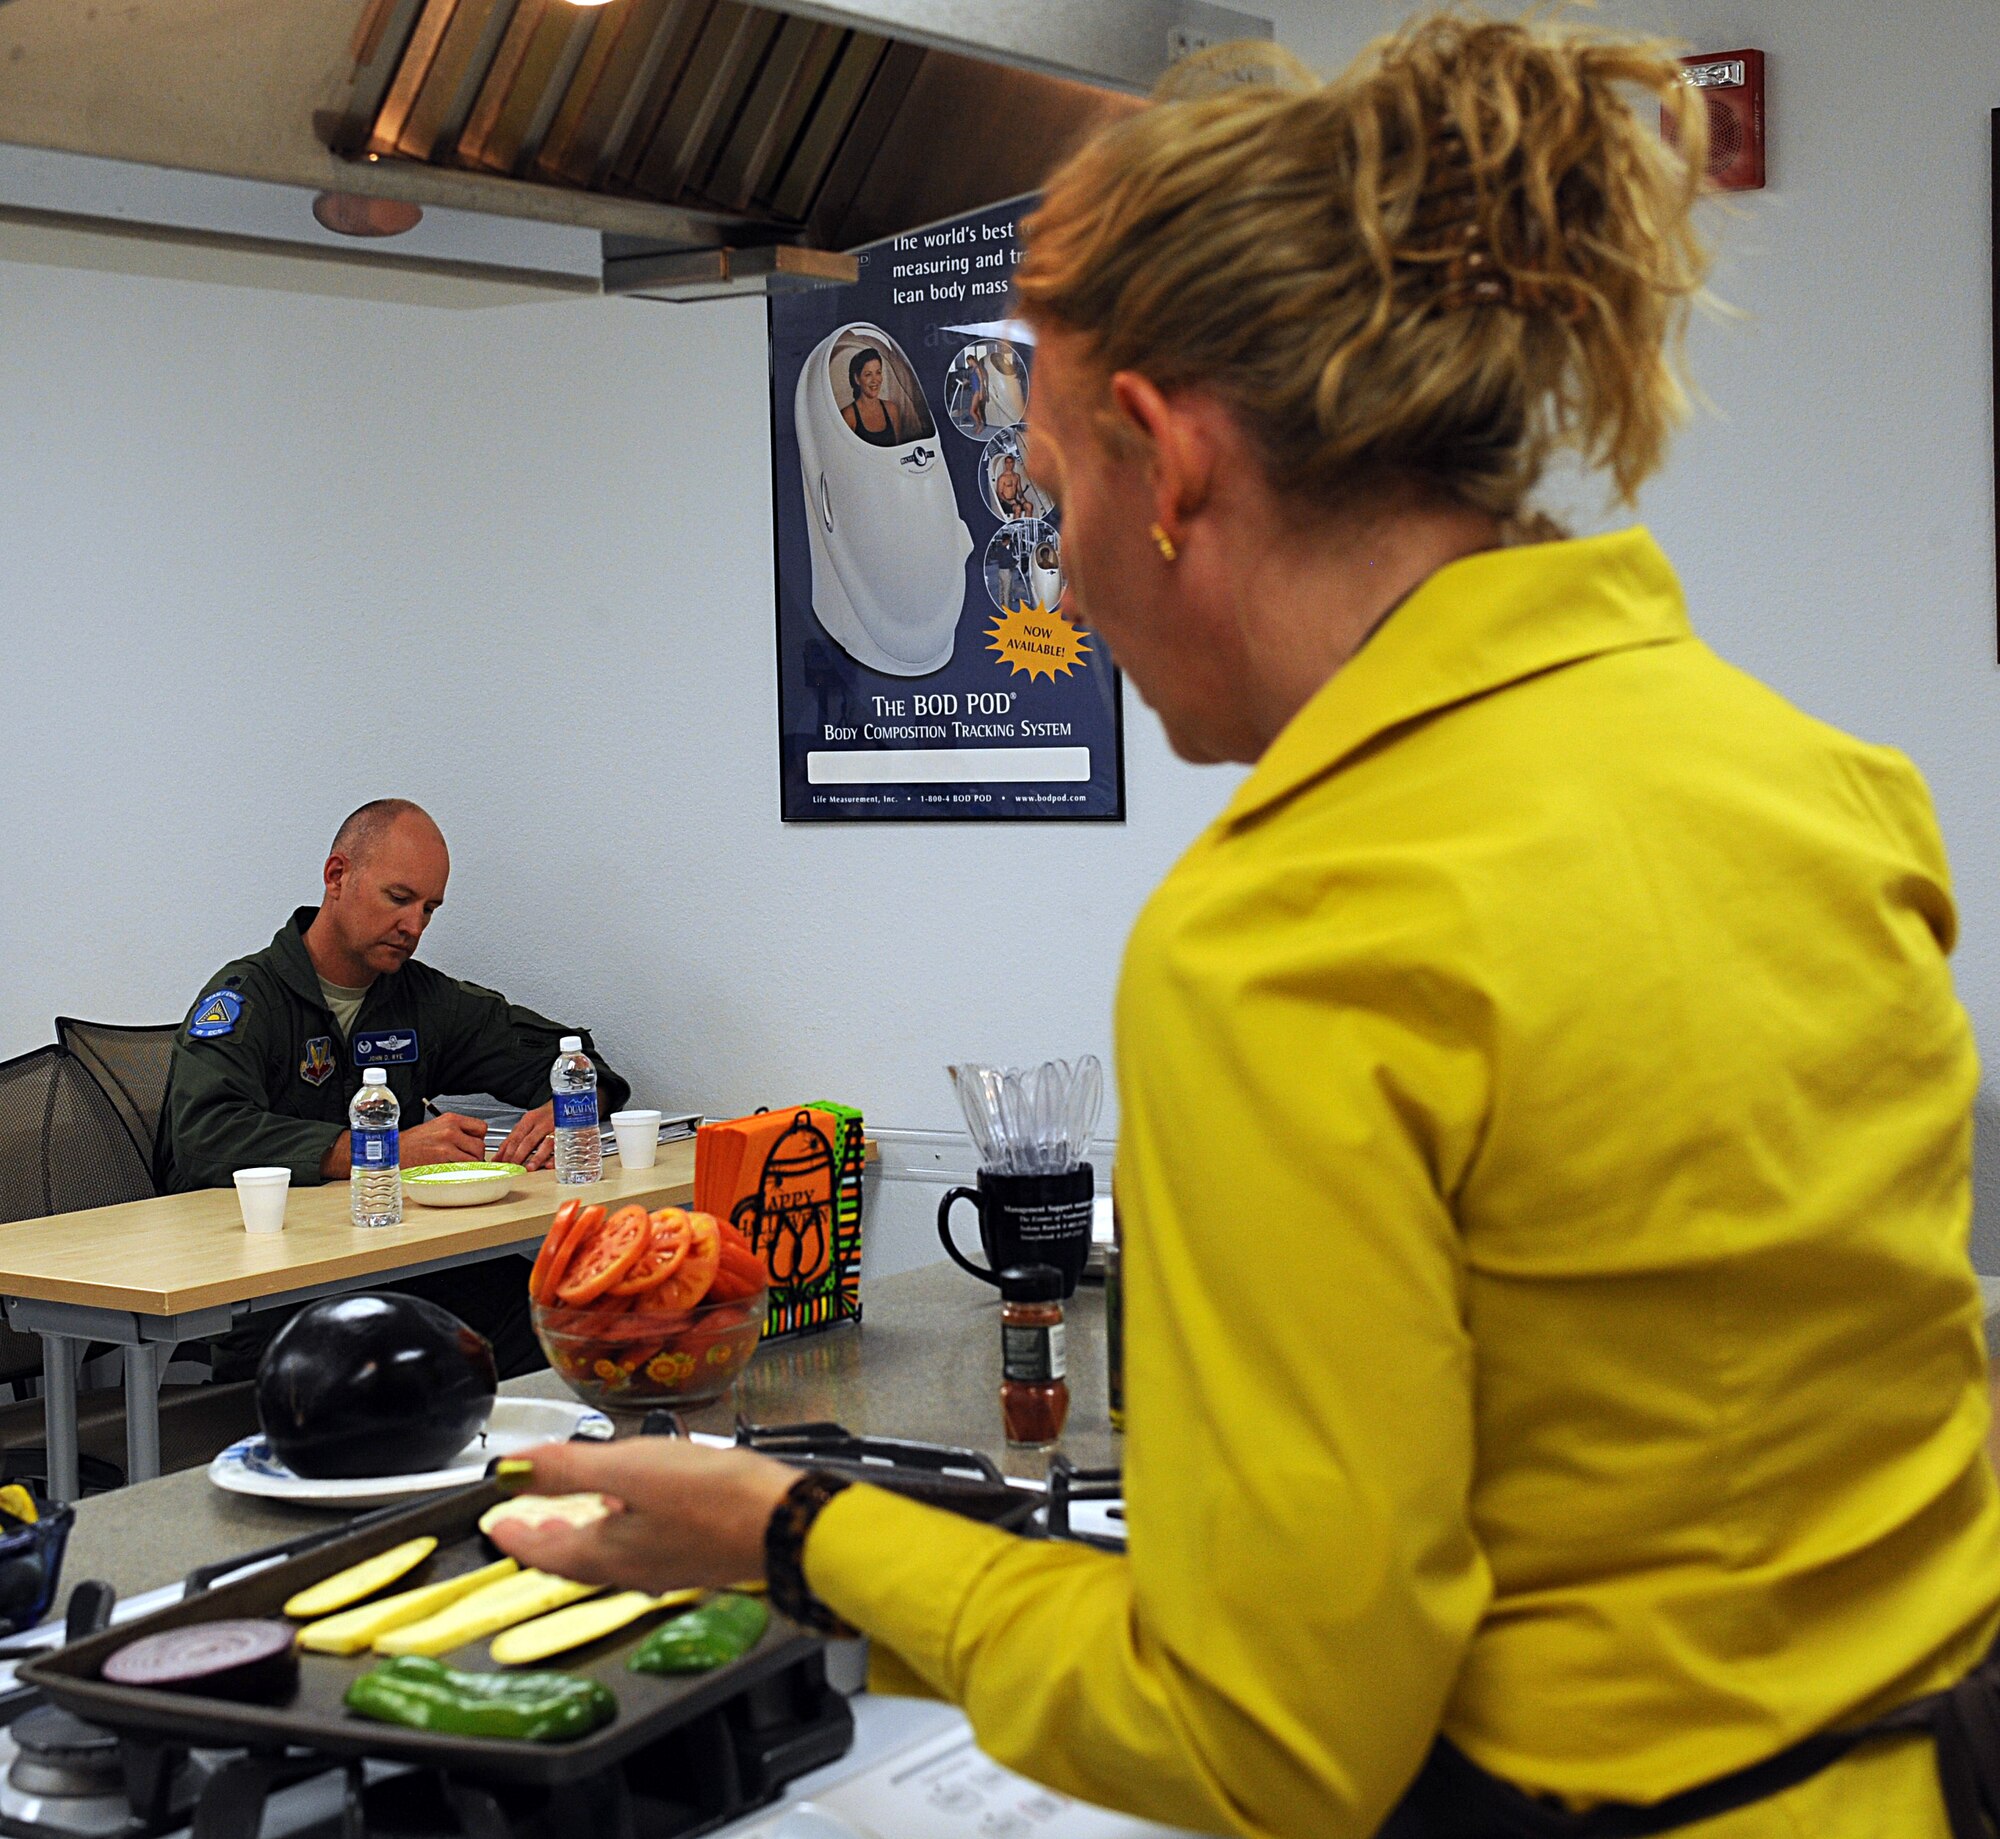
[1150,522,1179,564]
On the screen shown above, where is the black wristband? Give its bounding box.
[765,1470,858,1637]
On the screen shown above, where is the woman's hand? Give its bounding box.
[484,1440,798,1594]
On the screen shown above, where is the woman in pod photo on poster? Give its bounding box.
[841,348,906,447]
[794,322,971,679]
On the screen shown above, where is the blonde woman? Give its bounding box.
[496,15,2000,1837]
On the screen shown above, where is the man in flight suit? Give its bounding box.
[156,798,631,1376]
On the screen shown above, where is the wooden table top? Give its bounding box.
[0,1144,695,1317]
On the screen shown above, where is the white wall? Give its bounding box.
[0,216,1236,1223]
[5,0,2000,1261]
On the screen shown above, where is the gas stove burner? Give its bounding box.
[0,1707,129,1838]
[8,1710,120,1801]
[732,1419,1007,1485]
[638,1415,1035,1535]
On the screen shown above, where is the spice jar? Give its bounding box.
[999,1264,1069,1449]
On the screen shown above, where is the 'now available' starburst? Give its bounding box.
[986,601,1091,682]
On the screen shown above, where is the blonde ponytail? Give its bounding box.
[1014,9,1712,515]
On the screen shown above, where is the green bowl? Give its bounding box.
[400,1162,525,1208]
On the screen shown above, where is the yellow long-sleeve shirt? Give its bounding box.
[806,529,2000,1837]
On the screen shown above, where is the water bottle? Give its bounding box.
[552,1035,602,1185]
[349,1067,402,1228]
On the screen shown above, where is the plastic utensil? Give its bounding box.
[1066,1055,1103,1164]
[947,1057,1101,1176]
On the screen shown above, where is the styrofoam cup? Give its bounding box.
[232,1167,291,1234]
[610,1110,663,1170]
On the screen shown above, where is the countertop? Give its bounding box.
[60,1261,1115,1599]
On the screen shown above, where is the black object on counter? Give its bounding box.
[938,1165,1095,1297]
[254,1293,497,1479]
[0,1492,75,1641]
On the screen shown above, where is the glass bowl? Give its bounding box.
[531,1286,769,1410]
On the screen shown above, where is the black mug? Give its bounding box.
[938,1165,1094,1298]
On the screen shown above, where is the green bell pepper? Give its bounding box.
[627,1592,769,1675]
[344,1655,615,1742]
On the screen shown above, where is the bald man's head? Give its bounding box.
[330,798,444,869]
[316,800,450,983]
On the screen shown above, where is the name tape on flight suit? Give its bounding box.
[352,1030,419,1066]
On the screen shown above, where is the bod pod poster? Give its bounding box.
[768,196,1125,824]
[794,323,969,676]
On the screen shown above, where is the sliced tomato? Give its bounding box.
[529,1199,582,1302]
[554,1207,648,1305]
[639,1211,721,1313]
[609,1212,692,1296]
[534,1202,600,1304]
[602,1203,653,1243]
[709,1237,768,1303]
[715,1215,755,1258]
[706,1262,759,1303]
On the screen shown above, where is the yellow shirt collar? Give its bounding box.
[1222,526,1693,830]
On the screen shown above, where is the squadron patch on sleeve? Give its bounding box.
[300,1036,335,1086]
[187,990,243,1039]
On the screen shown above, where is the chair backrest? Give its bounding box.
[0,1045,158,1225]
[54,1018,178,1167]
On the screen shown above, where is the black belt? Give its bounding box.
[1380,1630,2000,1839]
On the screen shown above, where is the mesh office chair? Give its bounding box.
[0,1045,157,1224]
[54,1018,177,1172]
[0,1044,164,1490]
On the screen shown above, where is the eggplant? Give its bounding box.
[256,1294,497,1480]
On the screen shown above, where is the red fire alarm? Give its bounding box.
[1667,50,1767,192]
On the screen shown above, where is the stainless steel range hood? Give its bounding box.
[0,0,1271,301]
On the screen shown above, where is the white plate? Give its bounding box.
[401,1162,523,1208]
[206,1396,614,1509]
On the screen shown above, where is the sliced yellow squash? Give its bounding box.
[297,1558,518,1656]
[374,1568,599,1658]
[489,1587,700,1667]
[284,1537,439,1621]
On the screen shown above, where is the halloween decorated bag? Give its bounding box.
[695,1104,864,1340]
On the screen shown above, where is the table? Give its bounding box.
[0,1147,698,1502]
[60,1263,1115,1596]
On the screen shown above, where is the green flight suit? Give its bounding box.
[154,909,633,1380]
[155,907,632,1192]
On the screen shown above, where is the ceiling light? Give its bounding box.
[312,193,423,237]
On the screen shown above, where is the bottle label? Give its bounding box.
[352,1127,398,1170]
[1002,1321,1065,1384]
[553,1091,598,1131]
